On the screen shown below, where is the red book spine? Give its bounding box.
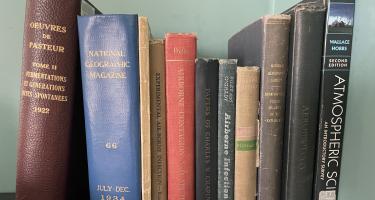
[165,33,197,200]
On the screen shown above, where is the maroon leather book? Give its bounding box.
[16,0,83,199]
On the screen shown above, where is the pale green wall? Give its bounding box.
[1,0,374,198]
[0,0,25,192]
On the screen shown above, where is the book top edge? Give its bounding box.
[150,39,165,44]
[219,59,237,65]
[165,32,197,38]
[78,14,138,18]
[262,14,291,21]
[237,66,260,71]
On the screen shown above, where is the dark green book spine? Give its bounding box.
[313,0,355,199]
[217,59,237,200]
[281,3,326,200]
[195,59,219,200]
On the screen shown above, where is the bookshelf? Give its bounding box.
[0,0,374,199]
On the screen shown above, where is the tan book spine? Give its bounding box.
[234,66,260,200]
[139,16,151,200]
[150,39,167,200]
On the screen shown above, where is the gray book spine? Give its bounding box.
[282,4,326,200]
[217,59,237,200]
[258,16,290,200]
[228,15,291,200]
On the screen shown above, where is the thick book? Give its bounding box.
[217,59,237,200]
[165,33,197,200]
[234,66,260,200]
[150,39,167,200]
[139,16,152,200]
[16,0,86,199]
[313,1,355,200]
[195,58,219,200]
[281,3,326,200]
[228,15,291,200]
[78,15,141,200]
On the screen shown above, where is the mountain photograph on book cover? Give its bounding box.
[328,3,355,33]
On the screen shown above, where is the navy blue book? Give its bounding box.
[77,15,141,200]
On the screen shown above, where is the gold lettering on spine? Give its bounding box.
[29,42,65,53]
[21,21,70,114]
[264,64,286,123]
[85,50,130,79]
[29,22,67,33]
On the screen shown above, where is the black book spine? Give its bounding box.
[195,59,219,200]
[282,4,326,200]
[217,59,237,200]
[313,0,355,200]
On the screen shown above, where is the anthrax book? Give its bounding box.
[313,1,355,200]
[78,15,141,200]
[281,2,326,200]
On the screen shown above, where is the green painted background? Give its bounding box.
[0,0,374,198]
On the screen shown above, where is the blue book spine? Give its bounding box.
[77,15,141,200]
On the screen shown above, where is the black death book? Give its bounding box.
[313,0,355,200]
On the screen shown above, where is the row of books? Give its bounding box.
[15,0,354,200]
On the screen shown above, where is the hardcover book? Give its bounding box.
[195,58,219,200]
[139,16,152,200]
[281,2,326,200]
[150,39,167,200]
[234,66,260,200]
[217,59,237,200]
[16,0,87,199]
[78,14,141,200]
[165,33,197,200]
[228,15,291,200]
[313,0,355,199]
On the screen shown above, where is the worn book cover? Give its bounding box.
[229,15,291,200]
[281,2,326,200]
[217,59,237,200]
[150,39,167,200]
[139,16,152,200]
[16,0,82,199]
[165,33,197,200]
[234,66,260,200]
[78,14,141,200]
[195,58,219,200]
